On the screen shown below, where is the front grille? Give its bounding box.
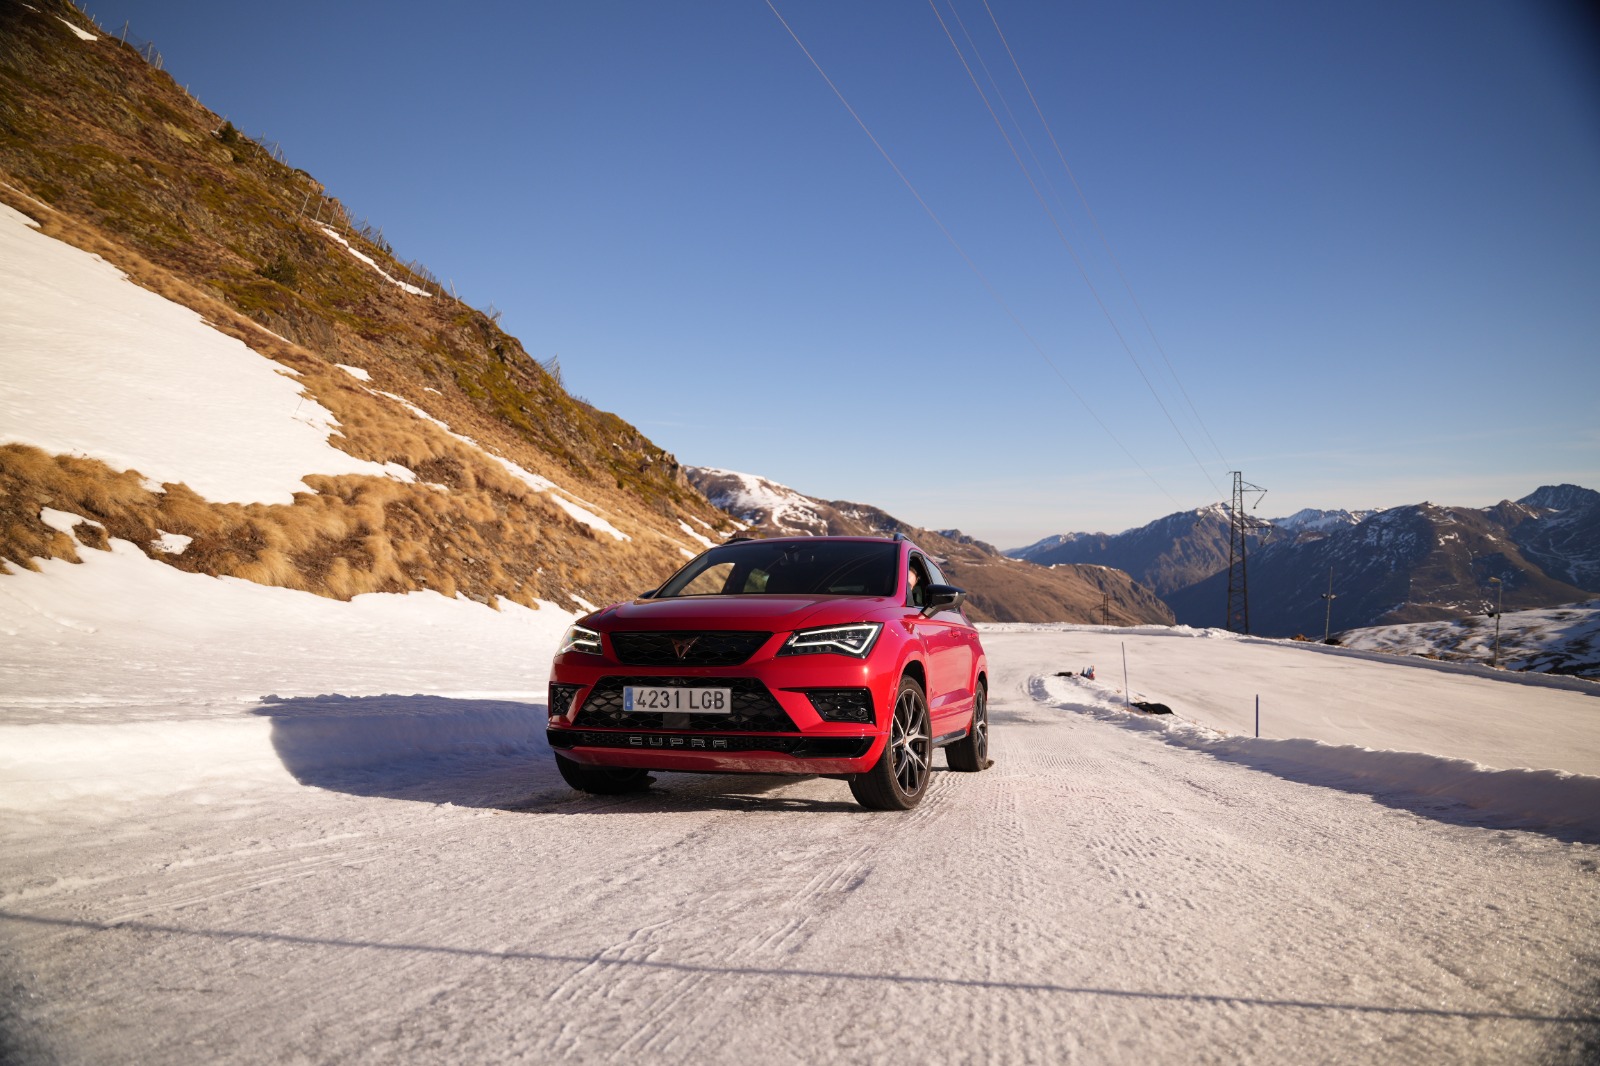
[610,631,771,667]
[549,730,871,759]
[800,688,874,723]
[549,683,583,717]
[574,676,797,732]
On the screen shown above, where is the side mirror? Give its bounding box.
[922,584,966,617]
[638,586,659,600]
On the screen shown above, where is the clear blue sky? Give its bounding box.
[78,1,1600,547]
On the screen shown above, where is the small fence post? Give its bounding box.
[1121,642,1130,711]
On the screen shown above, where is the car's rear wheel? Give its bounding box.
[554,753,655,795]
[945,680,992,772]
[849,676,932,810]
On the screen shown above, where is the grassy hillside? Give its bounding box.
[0,0,733,609]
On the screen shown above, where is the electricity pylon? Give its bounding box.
[1224,472,1271,633]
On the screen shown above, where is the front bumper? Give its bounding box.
[546,727,883,776]
[548,654,892,776]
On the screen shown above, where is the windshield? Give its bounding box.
[655,540,898,598]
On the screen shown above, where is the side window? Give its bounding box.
[924,560,948,587]
[907,555,932,608]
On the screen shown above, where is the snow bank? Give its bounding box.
[1030,672,1600,838]
[0,535,573,809]
[0,202,410,504]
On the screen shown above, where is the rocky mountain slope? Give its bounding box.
[1512,484,1600,591]
[0,1,733,610]
[1007,504,1254,597]
[686,468,1174,625]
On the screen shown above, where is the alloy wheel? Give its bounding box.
[892,687,931,795]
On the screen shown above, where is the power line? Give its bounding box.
[977,0,1232,470]
[762,0,1180,509]
[927,0,1223,501]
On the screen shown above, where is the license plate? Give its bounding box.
[624,686,733,713]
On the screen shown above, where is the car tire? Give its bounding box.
[849,676,933,811]
[554,753,655,795]
[944,680,992,772]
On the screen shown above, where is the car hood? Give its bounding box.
[595,595,895,632]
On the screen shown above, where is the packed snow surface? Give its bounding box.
[988,623,1600,778]
[3,543,1599,1063]
[0,202,411,503]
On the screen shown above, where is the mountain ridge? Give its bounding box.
[1012,487,1599,636]
[686,467,1174,626]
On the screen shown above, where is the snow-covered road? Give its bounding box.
[4,626,1597,1064]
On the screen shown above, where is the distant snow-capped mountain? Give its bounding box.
[1267,507,1382,535]
[684,467,830,536]
[1164,493,1599,636]
[1512,485,1600,591]
[1011,486,1599,637]
[1005,503,1247,597]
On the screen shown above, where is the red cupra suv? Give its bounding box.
[546,535,991,809]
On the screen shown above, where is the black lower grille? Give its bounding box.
[799,688,874,723]
[610,631,771,666]
[549,730,871,759]
[549,683,583,717]
[574,676,797,732]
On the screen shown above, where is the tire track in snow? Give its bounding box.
[532,754,971,1057]
[542,795,888,1059]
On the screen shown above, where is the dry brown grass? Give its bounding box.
[0,442,699,609]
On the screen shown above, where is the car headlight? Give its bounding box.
[558,624,603,656]
[779,622,882,658]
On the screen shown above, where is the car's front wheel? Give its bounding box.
[554,753,655,795]
[849,676,932,810]
[945,680,992,772]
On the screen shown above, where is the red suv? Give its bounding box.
[546,535,990,809]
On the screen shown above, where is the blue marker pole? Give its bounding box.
[1255,694,1260,738]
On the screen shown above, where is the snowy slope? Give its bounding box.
[0,202,409,504]
[1337,601,1600,679]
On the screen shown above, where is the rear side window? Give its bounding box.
[657,541,898,598]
